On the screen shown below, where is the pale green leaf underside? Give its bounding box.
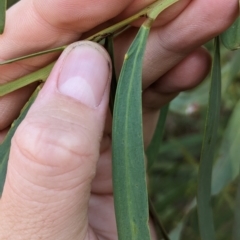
[112,24,151,240]
[221,16,240,50]
[112,1,179,239]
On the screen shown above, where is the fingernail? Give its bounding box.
[58,42,110,107]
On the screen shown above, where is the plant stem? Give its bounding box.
[0,0,178,65]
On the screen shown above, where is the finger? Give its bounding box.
[143,47,211,109]
[115,0,192,27]
[141,0,237,87]
[114,0,238,90]
[0,0,133,131]
[2,0,131,58]
[0,41,111,239]
[142,47,210,150]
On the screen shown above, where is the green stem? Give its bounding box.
[0,0,179,96]
[0,0,178,65]
[0,62,54,96]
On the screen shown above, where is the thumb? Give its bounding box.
[0,41,111,239]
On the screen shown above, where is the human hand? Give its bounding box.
[0,0,238,143]
[0,0,238,239]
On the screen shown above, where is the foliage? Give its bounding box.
[149,45,240,239]
[1,1,240,239]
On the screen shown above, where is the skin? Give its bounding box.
[0,0,238,239]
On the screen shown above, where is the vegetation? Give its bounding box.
[1,0,240,239]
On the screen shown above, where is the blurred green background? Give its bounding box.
[149,41,240,240]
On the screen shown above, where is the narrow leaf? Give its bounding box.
[0,62,54,96]
[0,88,39,195]
[0,0,6,34]
[211,98,240,195]
[104,36,117,113]
[112,2,178,239]
[233,170,240,240]
[146,104,169,171]
[7,0,19,8]
[220,16,240,50]
[197,37,221,240]
[112,23,151,240]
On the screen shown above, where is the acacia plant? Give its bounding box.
[0,0,240,239]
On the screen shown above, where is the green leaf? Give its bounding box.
[112,1,178,238]
[7,0,19,8]
[211,98,240,195]
[146,104,169,171]
[112,23,151,240]
[0,88,39,195]
[0,0,6,34]
[104,36,117,114]
[197,37,221,240]
[0,62,54,96]
[233,171,240,240]
[220,17,240,50]
[171,94,240,238]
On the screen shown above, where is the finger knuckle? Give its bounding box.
[13,116,96,172]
